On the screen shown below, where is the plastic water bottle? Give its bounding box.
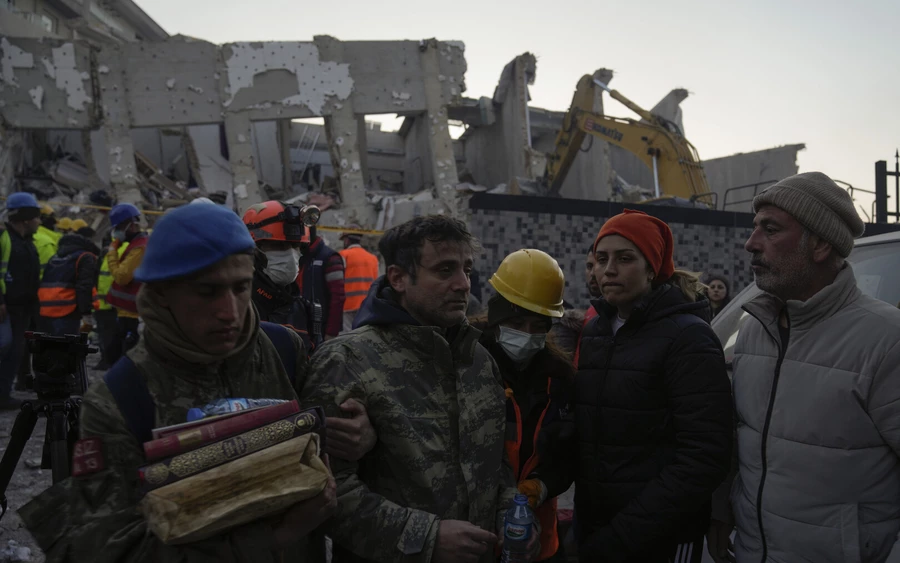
[186,398,289,422]
[501,493,535,563]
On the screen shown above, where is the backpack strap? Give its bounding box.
[260,321,298,387]
[103,356,156,444]
[103,324,298,445]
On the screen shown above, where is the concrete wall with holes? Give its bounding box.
[0,35,467,226]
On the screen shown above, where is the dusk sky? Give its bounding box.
[141,0,900,219]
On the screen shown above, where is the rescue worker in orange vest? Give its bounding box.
[470,249,575,562]
[338,224,379,332]
[105,203,149,363]
[37,229,100,336]
[242,200,318,351]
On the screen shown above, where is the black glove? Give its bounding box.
[535,417,575,460]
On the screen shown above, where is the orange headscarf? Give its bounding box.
[594,209,675,286]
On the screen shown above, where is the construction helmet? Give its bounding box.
[488,249,565,318]
[57,217,74,231]
[71,218,88,231]
[40,204,55,216]
[242,201,305,242]
[7,192,40,210]
[340,223,364,240]
[109,203,141,228]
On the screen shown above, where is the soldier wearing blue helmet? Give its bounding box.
[21,203,375,561]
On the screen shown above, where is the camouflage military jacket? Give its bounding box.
[300,318,517,563]
[19,326,309,563]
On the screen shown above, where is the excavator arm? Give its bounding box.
[545,75,712,204]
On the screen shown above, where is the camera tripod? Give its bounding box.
[0,332,94,520]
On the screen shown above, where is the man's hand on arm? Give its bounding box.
[325,398,377,461]
[432,520,497,563]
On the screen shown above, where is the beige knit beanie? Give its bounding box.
[753,172,865,257]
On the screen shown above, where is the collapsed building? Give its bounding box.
[0,0,806,236]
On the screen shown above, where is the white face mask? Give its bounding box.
[263,248,300,286]
[498,326,547,365]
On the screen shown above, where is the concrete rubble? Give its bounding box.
[0,540,32,563]
[0,33,467,231]
[0,13,805,234]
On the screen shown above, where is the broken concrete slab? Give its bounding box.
[0,34,467,219]
[0,37,93,129]
[648,88,689,135]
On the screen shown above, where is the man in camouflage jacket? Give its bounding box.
[19,204,376,562]
[300,215,519,563]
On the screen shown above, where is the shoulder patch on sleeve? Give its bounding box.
[72,438,105,477]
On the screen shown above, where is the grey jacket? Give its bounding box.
[731,265,900,563]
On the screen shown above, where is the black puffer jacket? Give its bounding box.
[573,284,732,562]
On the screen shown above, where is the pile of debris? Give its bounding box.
[5,130,231,232]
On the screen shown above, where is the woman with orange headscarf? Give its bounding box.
[533,210,734,563]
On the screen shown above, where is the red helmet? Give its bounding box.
[242,201,306,242]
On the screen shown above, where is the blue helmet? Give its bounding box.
[134,204,255,283]
[7,192,40,210]
[109,203,141,227]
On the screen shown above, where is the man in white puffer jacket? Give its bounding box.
[708,172,900,563]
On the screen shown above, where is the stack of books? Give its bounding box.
[138,401,329,545]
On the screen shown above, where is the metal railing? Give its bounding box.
[875,151,900,224]
[833,179,877,223]
[721,180,779,212]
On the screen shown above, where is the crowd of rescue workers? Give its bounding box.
[0,170,898,563]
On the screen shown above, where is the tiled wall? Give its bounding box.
[467,194,756,307]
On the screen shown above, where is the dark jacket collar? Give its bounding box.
[591,283,711,330]
[355,276,422,328]
[4,224,32,242]
[57,234,100,257]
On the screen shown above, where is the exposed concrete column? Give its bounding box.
[592,69,615,195]
[0,125,25,197]
[95,45,141,205]
[356,117,370,186]
[277,118,293,192]
[223,112,260,212]
[315,36,373,227]
[80,129,101,185]
[420,39,460,217]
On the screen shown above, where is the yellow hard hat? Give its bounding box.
[71,219,88,230]
[57,217,73,231]
[40,204,54,216]
[488,249,565,318]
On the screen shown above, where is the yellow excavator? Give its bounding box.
[544,74,714,206]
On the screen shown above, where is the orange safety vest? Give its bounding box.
[106,234,149,314]
[39,252,99,318]
[505,379,560,561]
[339,245,379,312]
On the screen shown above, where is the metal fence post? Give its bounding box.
[875,160,888,224]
